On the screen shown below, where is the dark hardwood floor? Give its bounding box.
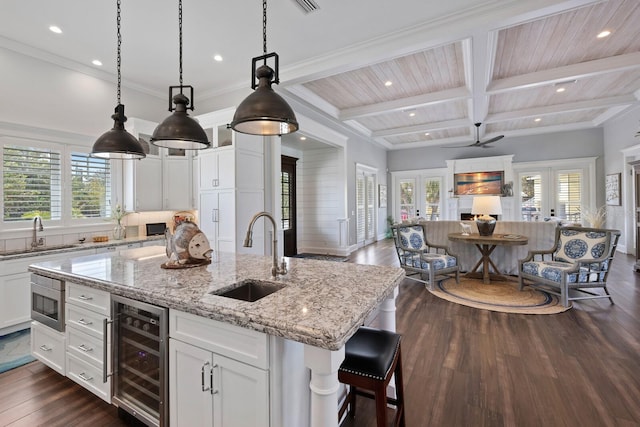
[1,238,639,427]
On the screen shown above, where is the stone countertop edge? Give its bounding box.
[27,249,405,351]
[0,235,165,261]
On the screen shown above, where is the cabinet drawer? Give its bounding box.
[31,321,66,375]
[66,282,110,315]
[66,304,108,339]
[66,353,111,403]
[66,326,106,369]
[170,310,269,369]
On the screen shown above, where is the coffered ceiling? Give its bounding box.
[2,0,639,149]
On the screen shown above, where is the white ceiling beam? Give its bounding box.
[485,95,637,122]
[487,52,640,93]
[372,119,469,138]
[339,87,470,120]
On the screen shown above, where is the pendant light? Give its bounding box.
[229,0,299,136]
[151,0,210,150]
[91,0,146,160]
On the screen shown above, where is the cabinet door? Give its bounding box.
[0,272,30,329]
[135,157,163,211]
[169,339,214,427]
[199,150,219,191]
[216,150,235,189]
[213,353,269,427]
[217,190,236,253]
[199,192,219,250]
[164,158,193,210]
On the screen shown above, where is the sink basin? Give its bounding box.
[0,244,81,256]
[214,280,285,302]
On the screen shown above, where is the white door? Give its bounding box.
[356,168,377,245]
[169,339,214,427]
[213,354,269,427]
[199,190,235,253]
[517,168,586,222]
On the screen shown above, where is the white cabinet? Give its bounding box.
[0,271,30,330]
[196,108,266,254]
[65,282,111,403]
[31,320,66,375]
[125,118,195,212]
[169,310,270,427]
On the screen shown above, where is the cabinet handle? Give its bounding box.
[201,361,212,392]
[78,344,93,353]
[78,294,93,301]
[211,364,219,395]
[78,372,94,382]
[39,344,52,352]
[103,318,113,383]
[212,208,219,223]
[77,318,93,326]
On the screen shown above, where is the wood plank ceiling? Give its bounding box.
[288,0,640,149]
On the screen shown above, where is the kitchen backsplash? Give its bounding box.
[0,210,198,252]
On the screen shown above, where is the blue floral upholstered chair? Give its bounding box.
[391,224,459,290]
[518,226,621,307]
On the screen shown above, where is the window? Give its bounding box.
[399,179,415,221]
[281,170,291,230]
[3,145,62,221]
[71,153,111,219]
[423,177,441,221]
[520,173,542,221]
[556,170,582,222]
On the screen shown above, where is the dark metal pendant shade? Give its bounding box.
[92,104,146,160]
[231,64,298,136]
[151,92,210,150]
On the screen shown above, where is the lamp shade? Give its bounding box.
[471,196,503,216]
[230,64,299,136]
[151,93,210,150]
[92,104,146,160]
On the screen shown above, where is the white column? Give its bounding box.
[304,345,345,427]
[379,287,399,332]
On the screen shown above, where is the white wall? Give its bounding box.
[603,105,640,254]
[0,47,165,140]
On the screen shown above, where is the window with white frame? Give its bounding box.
[3,145,62,221]
[2,141,113,225]
[71,152,111,219]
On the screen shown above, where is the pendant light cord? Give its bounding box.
[116,0,122,105]
[178,0,183,93]
[263,0,267,55]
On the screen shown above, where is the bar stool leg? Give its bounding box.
[374,382,388,427]
[349,385,357,418]
[395,347,406,427]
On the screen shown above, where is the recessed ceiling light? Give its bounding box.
[556,87,566,93]
[92,59,103,66]
[384,81,392,87]
[534,118,542,122]
[49,26,62,34]
[409,112,416,117]
[424,132,430,136]
[213,54,223,62]
[300,136,307,141]
[597,30,611,38]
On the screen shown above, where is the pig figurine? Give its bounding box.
[164,221,213,266]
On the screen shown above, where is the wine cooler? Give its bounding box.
[111,295,168,427]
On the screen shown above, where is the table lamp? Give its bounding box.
[471,196,502,236]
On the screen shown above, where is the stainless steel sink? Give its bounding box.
[0,244,81,256]
[214,280,284,302]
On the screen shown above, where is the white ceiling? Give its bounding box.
[2,0,639,150]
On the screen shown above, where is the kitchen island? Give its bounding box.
[28,245,405,427]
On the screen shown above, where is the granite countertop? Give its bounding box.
[0,235,165,261]
[28,246,405,351]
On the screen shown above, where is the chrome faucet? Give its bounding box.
[31,215,44,248]
[243,211,287,278]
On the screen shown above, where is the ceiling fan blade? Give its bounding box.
[477,135,504,147]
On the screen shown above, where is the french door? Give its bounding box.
[356,166,376,246]
[396,176,443,222]
[518,168,586,222]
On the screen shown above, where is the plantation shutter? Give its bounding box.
[3,145,62,221]
[356,174,365,242]
[556,171,582,222]
[366,174,375,240]
[71,153,111,219]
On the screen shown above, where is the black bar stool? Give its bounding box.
[338,326,406,427]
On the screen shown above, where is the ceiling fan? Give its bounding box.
[449,123,504,148]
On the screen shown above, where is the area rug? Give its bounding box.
[293,253,348,262]
[430,276,570,314]
[0,329,35,374]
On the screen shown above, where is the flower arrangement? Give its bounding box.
[112,204,128,224]
[580,205,607,228]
